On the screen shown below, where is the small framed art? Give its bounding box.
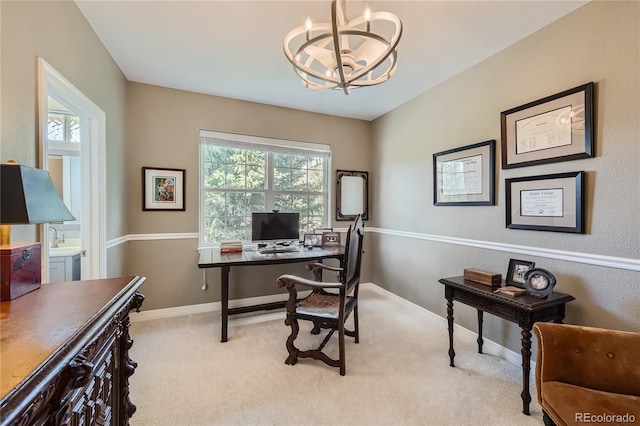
[505,171,584,233]
[303,233,323,248]
[142,167,185,211]
[500,82,594,169]
[505,259,535,288]
[433,140,495,206]
[321,232,341,247]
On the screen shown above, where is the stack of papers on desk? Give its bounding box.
[220,240,243,253]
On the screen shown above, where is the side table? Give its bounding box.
[438,276,575,415]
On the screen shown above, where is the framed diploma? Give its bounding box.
[505,171,584,233]
[433,140,495,206]
[500,82,594,169]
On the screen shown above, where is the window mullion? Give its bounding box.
[265,152,274,210]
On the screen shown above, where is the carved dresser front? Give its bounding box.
[0,276,146,425]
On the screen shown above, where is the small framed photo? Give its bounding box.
[303,233,322,248]
[524,268,557,298]
[321,232,341,247]
[500,82,594,169]
[143,167,185,211]
[505,171,584,233]
[506,259,536,288]
[433,140,495,206]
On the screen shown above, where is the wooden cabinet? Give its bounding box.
[0,276,146,425]
[49,254,81,282]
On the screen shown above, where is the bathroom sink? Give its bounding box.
[49,246,82,257]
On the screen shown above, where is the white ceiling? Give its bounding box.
[75,1,588,121]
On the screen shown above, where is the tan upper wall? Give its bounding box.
[370,1,640,354]
[373,1,639,259]
[125,83,371,309]
[0,0,128,251]
[126,83,371,235]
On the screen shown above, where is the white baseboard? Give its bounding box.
[130,282,532,371]
[131,290,309,322]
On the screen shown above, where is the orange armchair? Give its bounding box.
[533,322,640,426]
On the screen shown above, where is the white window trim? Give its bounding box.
[198,130,332,249]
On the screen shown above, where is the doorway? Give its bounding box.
[37,58,106,282]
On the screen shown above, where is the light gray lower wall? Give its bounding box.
[370,1,640,355]
[125,83,372,310]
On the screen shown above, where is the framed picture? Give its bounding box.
[433,140,495,206]
[500,82,594,169]
[524,268,557,298]
[505,171,584,233]
[142,167,185,211]
[506,259,536,288]
[303,233,322,248]
[321,232,341,247]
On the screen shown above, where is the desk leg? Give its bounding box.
[520,327,533,415]
[220,266,230,343]
[446,297,455,367]
[477,310,484,354]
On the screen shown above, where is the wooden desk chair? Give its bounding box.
[276,215,364,375]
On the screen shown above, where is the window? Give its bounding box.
[48,111,80,143]
[199,130,331,247]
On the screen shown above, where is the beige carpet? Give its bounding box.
[129,285,543,425]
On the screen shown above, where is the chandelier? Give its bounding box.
[283,0,402,95]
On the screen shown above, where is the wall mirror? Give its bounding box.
[336,170,369,221]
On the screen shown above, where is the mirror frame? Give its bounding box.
[336,170,369,221]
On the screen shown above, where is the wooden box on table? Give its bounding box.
[0,242,41,301]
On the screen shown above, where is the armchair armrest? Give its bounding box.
[533,322,640,404]
[276,274,342,290]
[276,274,343,313]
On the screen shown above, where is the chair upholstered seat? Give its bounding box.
[541,381,640,426]
[533,322,640,426]
[295,292,356,319]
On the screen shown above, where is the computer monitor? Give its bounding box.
[251,212,300,242]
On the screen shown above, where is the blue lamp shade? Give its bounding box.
[1,164,75,225]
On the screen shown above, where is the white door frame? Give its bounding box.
[37,58,107,281]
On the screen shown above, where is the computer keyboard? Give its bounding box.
[259,246,300,254]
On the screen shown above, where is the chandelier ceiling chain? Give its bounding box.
[284,0,403,95]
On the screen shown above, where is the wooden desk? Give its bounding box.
[198,246,344,342]
[0,276,145,425]
[438,276,575,415]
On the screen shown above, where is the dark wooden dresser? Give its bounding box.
[0,276,145,425]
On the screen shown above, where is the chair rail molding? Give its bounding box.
[106,229,639,272]
[367,227,640,272]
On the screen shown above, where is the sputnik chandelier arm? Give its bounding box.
[283,0,402,95]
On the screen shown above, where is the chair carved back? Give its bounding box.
[343,215,364,295]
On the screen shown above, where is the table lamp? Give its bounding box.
[1,162,75,300]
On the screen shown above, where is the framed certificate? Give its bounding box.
[433,140,495,206]
[500,82,594,169]
[505,171,584,233]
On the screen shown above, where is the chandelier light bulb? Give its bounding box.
[364,4,372,32]
[283,0,402,95]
